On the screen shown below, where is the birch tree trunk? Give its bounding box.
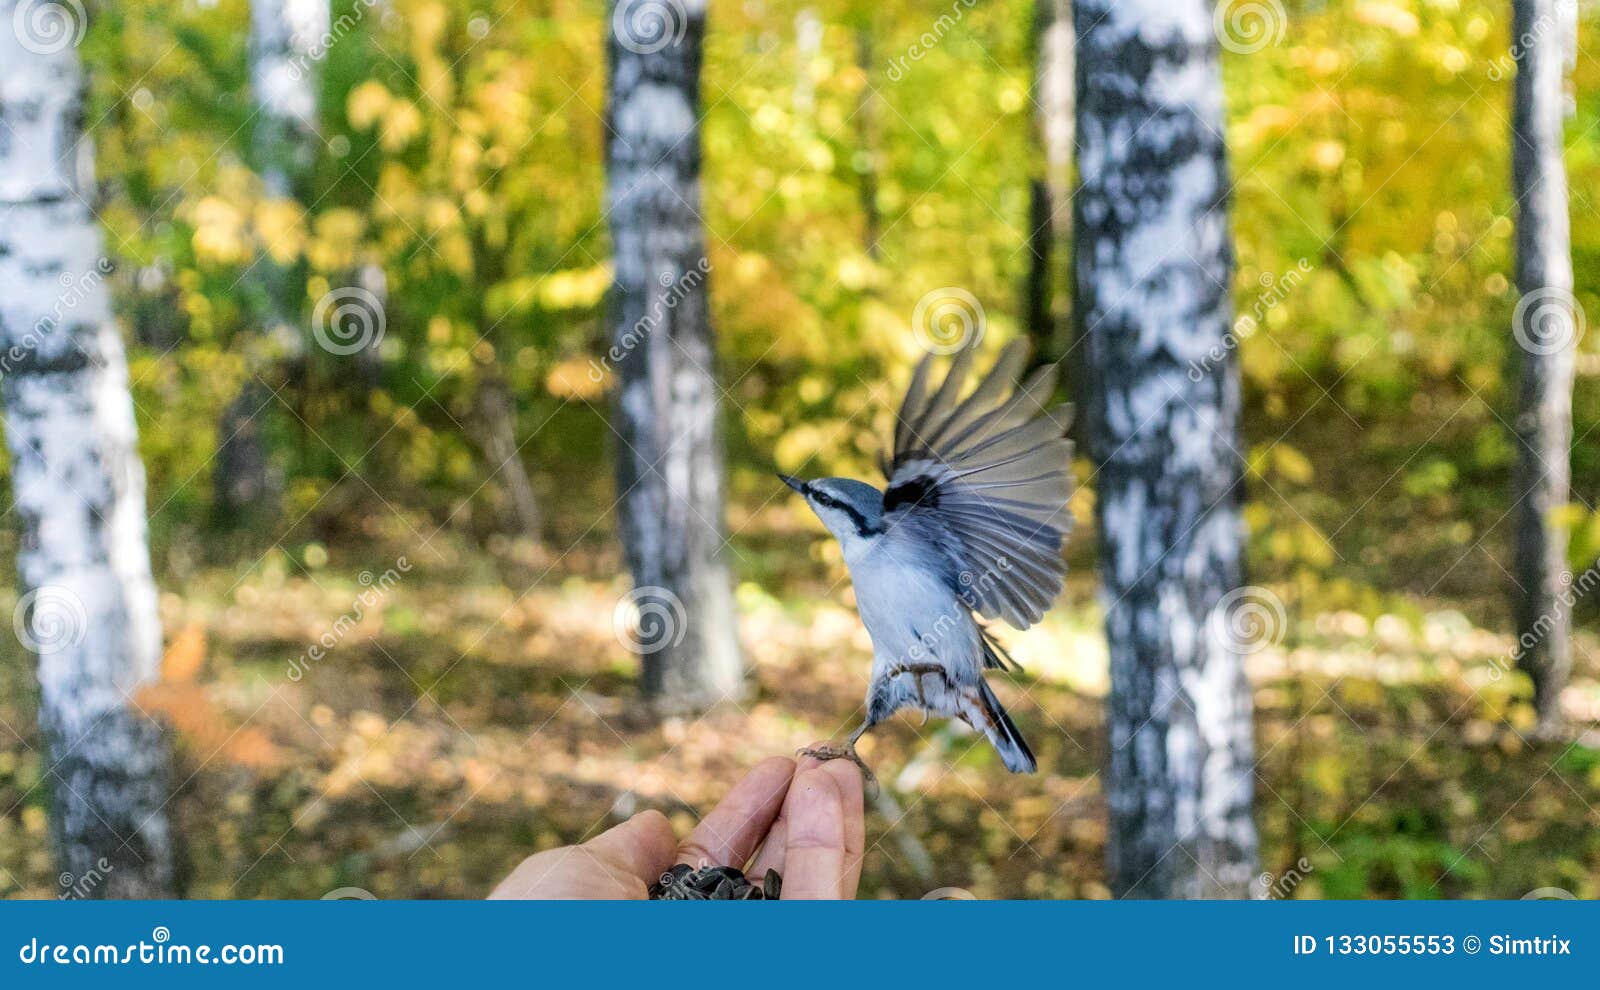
[605,0,744,710]
[214,0,328,527]
[1025,0,1072,365]
[1073,0,1258,898]
[0,5,177,897]
[854,25,881,261]
[1509,0,1576,736]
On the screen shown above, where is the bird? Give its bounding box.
[780,340,1072,780]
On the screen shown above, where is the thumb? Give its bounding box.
[585,810,679,885]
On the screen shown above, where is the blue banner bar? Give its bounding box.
[1,900,1592,987]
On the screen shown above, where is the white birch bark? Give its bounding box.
[1036,0,1074,210]
[249,0,328,197]
[0,2,176,897]
[1073,0,1258,898]
[605,0,744,710]
[1026,0,1073,363]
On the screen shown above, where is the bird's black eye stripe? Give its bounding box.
[809,489,882,537]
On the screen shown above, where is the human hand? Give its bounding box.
[746,753,865,899]
[489,749,863,900]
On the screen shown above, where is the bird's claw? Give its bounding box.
[797,743,878,791]
[888,663,947,710]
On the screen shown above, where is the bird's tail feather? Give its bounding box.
[976,679,1036,773]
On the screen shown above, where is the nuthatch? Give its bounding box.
[781,341,1072,778]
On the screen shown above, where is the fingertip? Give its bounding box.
[625,809,675,845]
[748,755,798,794]
[592,809,678,882]
[818,757,864,801]
[630,808,672,830]
[758,754,798,775]
[787,766,845,843]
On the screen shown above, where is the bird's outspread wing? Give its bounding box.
[880,341,1072,630]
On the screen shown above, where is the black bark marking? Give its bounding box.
[1073,0,1257,899]
[606,0,743,710]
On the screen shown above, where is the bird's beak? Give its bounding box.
[777,474,807,495]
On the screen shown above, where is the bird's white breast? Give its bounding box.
[845,538,978,680]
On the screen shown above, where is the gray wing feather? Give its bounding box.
[881,343,1073,629]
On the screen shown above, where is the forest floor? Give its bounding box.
[2,491,1598,901]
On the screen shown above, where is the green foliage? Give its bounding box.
[63,0,1600,604]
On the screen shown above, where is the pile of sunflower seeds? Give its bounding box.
[648,864,783,900]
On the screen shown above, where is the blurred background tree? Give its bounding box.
[0,2,176,896]
[605,0,744,712]
[1509,0,1578,736]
